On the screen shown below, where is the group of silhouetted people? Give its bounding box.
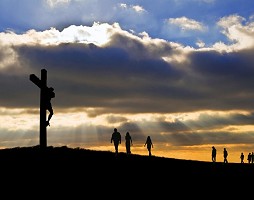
[212,146,231,163]
[212,146,254,164]
[212,146,229,163]
[111,128,153,157]
[243,152,254,164]
[240,152,254,164]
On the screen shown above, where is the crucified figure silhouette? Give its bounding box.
[45,87,55,127]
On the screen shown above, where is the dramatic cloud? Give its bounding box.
[1,0,254,162]
[167,17,205,31]
[0,21,254,115]
[216,15,254,50]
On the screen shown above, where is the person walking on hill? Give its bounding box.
[247,152,252,163]
[125,132,133,155]
[240,152,244,163]
[111,128,121,156]
[223,148,228,163]
[212,146,216,162]
[144,136,153,156]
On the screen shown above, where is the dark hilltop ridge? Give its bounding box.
[1,146,253,197]
[0,145,254,179]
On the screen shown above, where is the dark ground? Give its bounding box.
[0,146,253,196]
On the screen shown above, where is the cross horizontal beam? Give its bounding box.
[30,74,42,88]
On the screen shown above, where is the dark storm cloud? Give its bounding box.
[108,31,179,59]
[7,42,184,113]
[185,112,254,129]
[184,49,254,110]
[155,112,254,136]
[0,73,38,108]
[1,24,254,116]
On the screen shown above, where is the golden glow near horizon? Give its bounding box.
[0,106,254,163]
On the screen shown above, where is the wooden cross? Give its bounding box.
[30,69,52,149]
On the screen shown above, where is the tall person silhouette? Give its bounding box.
[223,148,228,163]
[240,152,244,163]
[247,153,252,163]
[45,87,55,127]
[212,146,216,162]
[111,128,121,156]
[125,132,133,155]
[144,136,153,156]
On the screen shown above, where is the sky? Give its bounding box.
[1,0,254,163]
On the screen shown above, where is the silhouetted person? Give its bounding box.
[247,152,252,163]
[144,136,153,156]
[212,146,216,162]
[45,87,55,127]
[125,132,132,155]
[223,148,228,163]
[111,128,121,155]
[252,152,254,163]
[240,152,244,163]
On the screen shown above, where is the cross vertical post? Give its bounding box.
[40,69,47,149]
[30,68,51,149]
